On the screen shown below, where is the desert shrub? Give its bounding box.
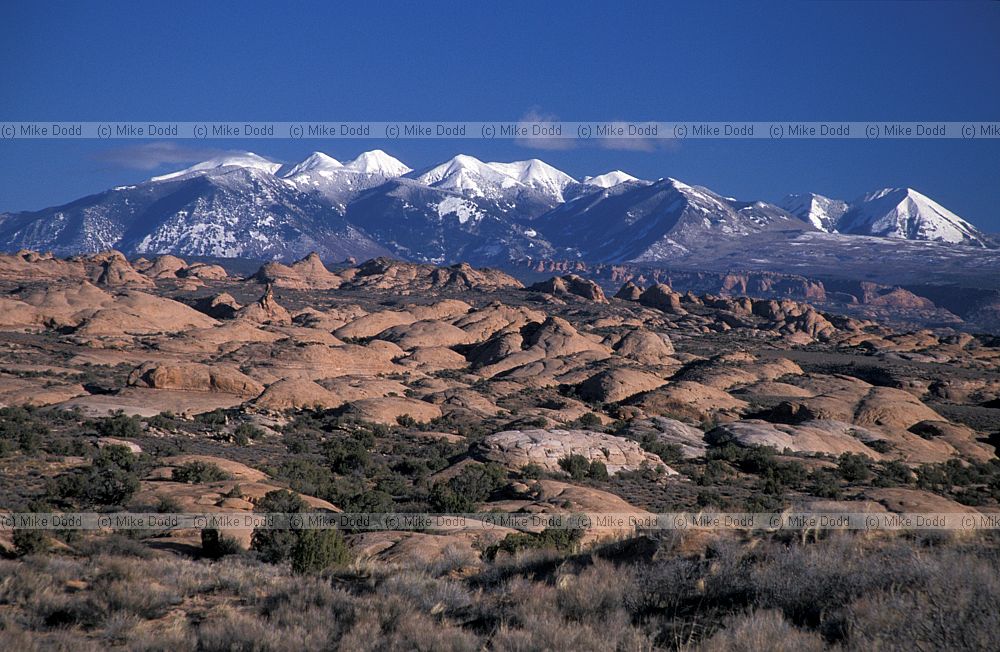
[519,463,545,479]
[430,463,506,512]
[230,422,265,445]
[172,460,232,484]
[196,409,228,426]
[559,453,591,480]
[588,460,610,480]
[695,609,826,652]
[557,454,609,481]
[275,458,336,499]
[250,490,351,573]
[290,529,351,574]
[396,413,417,427]
[837,453,872,483]
[251,490,308,564]
[0,406,48,454]
[144,411,177,431]
[807,469,842,498]
[12,528,48,556]
[48,444,140,507]
[323,436,372,474]
[874,460,913,487]
[201,529,243,559]
[483,527,583,560]
[577,412,602,427]
[95,411,142,439]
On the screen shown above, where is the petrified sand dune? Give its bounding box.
[253,252,343,290]
[577,368,668,403]
[706,419,886,458]
[529,274,608,303]
[478,429,673,475]
[128,361,264,397]
[340,396,443,425]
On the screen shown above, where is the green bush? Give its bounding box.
[323,437,371,474]
[249,490,350,573]
[0,406,49,454]
[838,453,873,483]
[290,529,351,574]
[95,411,142,439]
[201,528,243,559]
[558,454,612,481]
[251,490,307,564]
[49,444,140,507]
[483,527,583,560]
[12,528,48,556]
[172,460,232,484]
[430,463,506,512]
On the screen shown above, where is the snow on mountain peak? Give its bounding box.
[779,192,848,233]
[486,158,575,201]
[150,152,282,182]
[281,152,344,178]
[583,170,639,188]
[838,187,986,246]
[342,150,411,176]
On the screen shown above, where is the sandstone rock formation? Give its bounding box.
[478,429,673,475]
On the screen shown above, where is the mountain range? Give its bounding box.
[0,150,993,266]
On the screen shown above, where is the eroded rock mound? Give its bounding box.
[128,362,263,397]
[235,285,292,325]
[529,275,608,303]
[341,257,523,293]
[478,429,674,475]
[706,419,885,458]
[577,368,667,403]
[253,253,342,290]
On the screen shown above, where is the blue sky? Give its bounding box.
[1,1,998,229]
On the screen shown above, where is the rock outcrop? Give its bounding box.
[478,429,674,475]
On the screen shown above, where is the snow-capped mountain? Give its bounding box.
[781,187,988,247]
[281,150,411,208]
[583,170,642,188]
[837,188,988,247]
[537,177,802,262]
[0,150,991,265]
[780,193,848,232]
[150,152,283,182]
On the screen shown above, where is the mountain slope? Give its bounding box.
[837,188,988,246]
[780,193,848,232]
[538,178,805,262]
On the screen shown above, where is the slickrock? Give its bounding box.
[577,368,667,403]
[253,252,343,290]
[610,329,676,364]
[341,257,523,293]
[614,281,643,301]
[254,378,341,410]
[639,283,687,314]
[128,362,264,397]
[706,419,886,458]
[335,310,416,339]
[631,380,748,422]
[529,275,608,302]
[376,319,475,350]
[193,292,242,319]
[182,262,228,280]
[142,255,188,279]
[235,284,292,325]
[340,396,443,425]
[478,429,673,475]
[623,417,708,458]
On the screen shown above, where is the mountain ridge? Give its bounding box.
[0,150,992,265]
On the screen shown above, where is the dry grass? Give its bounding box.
[1,531,999,650]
